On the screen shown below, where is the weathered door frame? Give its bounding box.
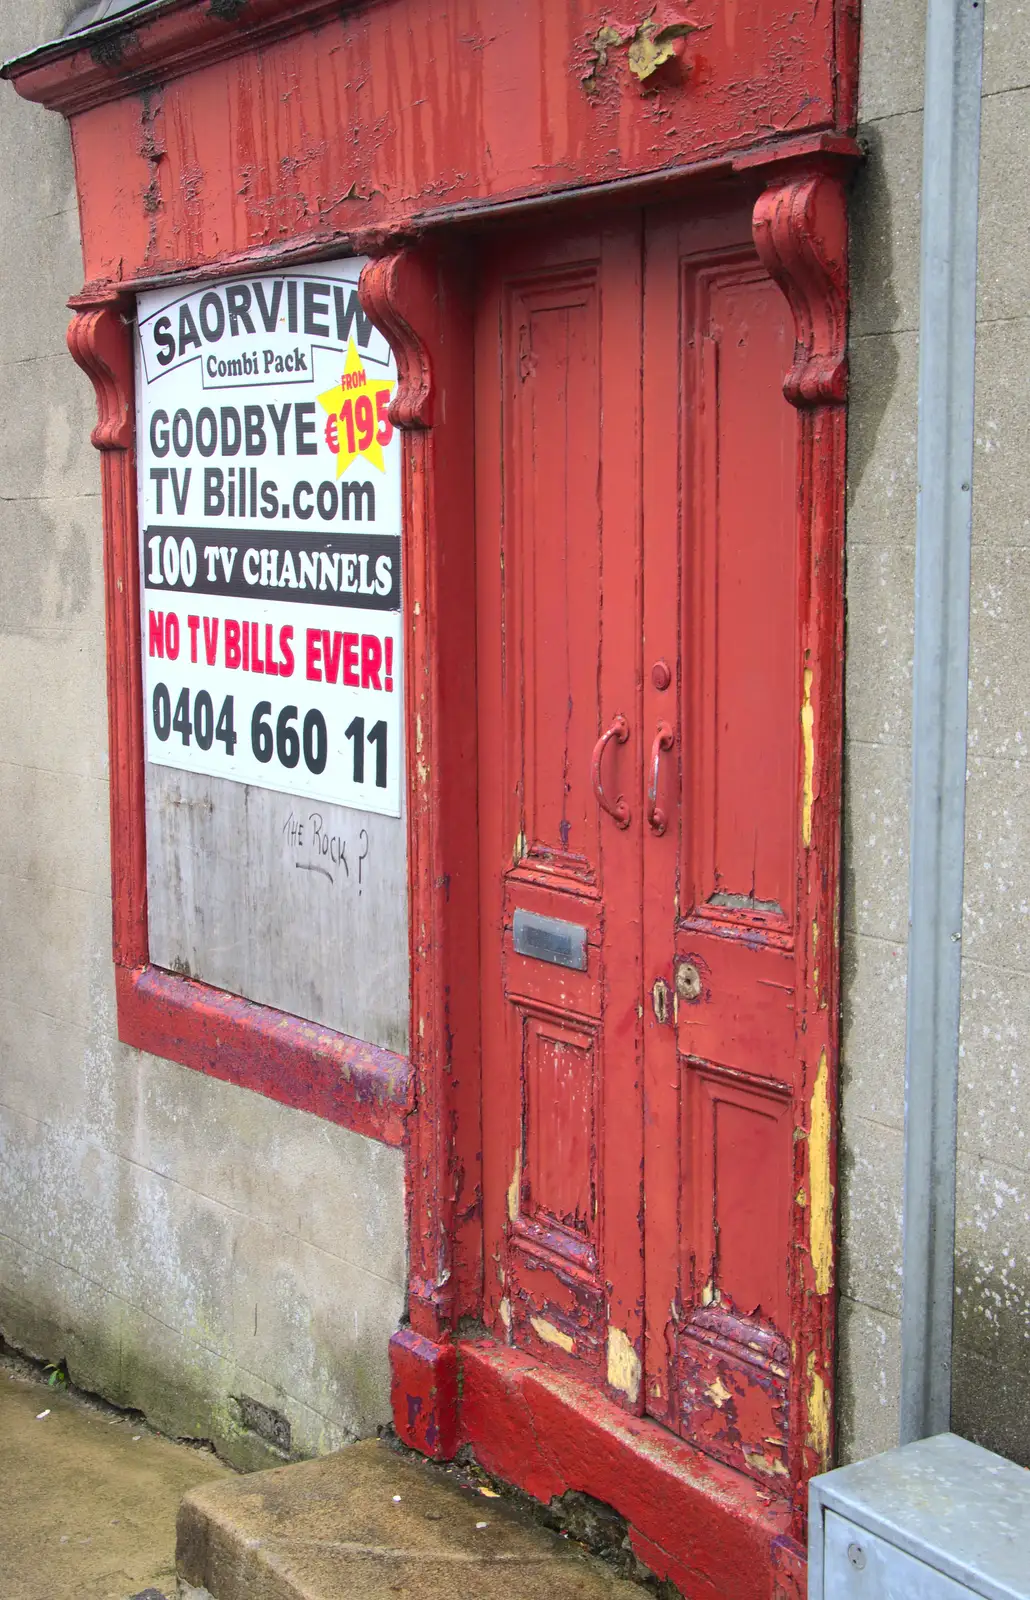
[376,159,849,1596]
[5,5,857,1591]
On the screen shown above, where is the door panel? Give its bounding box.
[692,269,800,928]
[513,265,604,880]
[476,222,645,1406]
[640,203,804,1493]
[675,937,796,1080]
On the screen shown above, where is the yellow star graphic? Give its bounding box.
[318,340,394,476]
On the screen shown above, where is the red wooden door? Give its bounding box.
[476,218,647,1396]
[640,202,803,1490]
[476,199,807,1493]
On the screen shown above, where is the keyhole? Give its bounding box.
[652,977,671,1025]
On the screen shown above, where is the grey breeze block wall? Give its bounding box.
[840,0,1030,1466]
[0,0,405,1471]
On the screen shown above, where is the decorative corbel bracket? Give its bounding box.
[752,168,849,408]
[67,304,134,449]
[359,252,435,429]
[65,298,146,974]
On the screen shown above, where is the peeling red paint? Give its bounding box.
[7,2,857,293]
[389,1327,459,1460]
[10,1,856,1591]
[459,1338,789,1600]
[119,966,411,1146]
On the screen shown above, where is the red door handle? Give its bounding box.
[591,714,630,828]
[647,720,675,834]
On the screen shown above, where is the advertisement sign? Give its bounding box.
[136,260,402,817]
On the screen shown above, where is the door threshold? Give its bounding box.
[177,1435,640,1600]
[458,1338,804,1600]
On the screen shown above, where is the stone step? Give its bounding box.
[176,1437,644,1600]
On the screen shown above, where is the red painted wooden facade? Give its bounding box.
[6,4,859,1593]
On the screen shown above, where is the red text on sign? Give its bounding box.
[306,628,394,691]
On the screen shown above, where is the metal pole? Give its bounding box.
[900,0,984,1444]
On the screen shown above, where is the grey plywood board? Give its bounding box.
[145,763,408,1052]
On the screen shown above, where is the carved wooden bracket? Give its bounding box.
[752,169,848,408]
[359,252,435,429]
[67,305,134,449]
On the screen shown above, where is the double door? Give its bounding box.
[476,198,808,1491]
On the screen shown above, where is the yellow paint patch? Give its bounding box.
[606,1326,641,1404]
[796,1187,807,1208]
[809,1049,833,1295]
[801,666,815,846]
[628,18,698,80]
[705,1375,732,1409]
[701,1279,719,1307]
[744,1448,789,1478]
[498,1296,511,1331]
[531,1316,575,1354]
[512,829,526,866]
[507,1146,521,1223]
[807,1352,831,1467]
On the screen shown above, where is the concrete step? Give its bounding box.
[176,1437,644,1600]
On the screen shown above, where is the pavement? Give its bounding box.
[0,1351,644,1600]
[0,1352,229,1600]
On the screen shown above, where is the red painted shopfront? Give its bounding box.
[6,4,858,1594]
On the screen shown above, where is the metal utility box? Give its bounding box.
[809,1432,1029,1600]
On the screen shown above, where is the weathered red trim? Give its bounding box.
[389,1327,459,1459]
[118,966,410,1146]
[834,0,863,134]
[3,0,348,115]
[56,132,860,314]
[67,301,411,1151]
[67,304,147,968]
[414,131,861,230]
[359,247,483,1342]
[8,1,857,292]
[770,1535,808,1600]
[458,1339,791,1600]
[753,166,850,406]
[360,256,435,430]
[752,162,849,1531]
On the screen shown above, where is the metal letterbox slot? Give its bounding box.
[512,909,588,972]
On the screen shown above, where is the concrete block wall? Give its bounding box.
[953,0,1030,1464]
[0,0,405,1472]
[837,0,924,1462]
[841,0,1030,1469]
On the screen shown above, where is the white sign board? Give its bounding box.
[136,260,402,816]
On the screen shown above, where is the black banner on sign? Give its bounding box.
[142,526,401,612]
